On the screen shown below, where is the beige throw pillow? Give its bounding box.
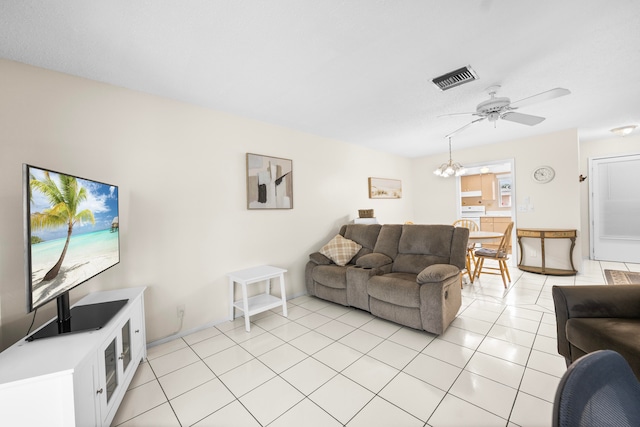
[319,234,362,266]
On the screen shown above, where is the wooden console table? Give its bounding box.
[517,228,577,276]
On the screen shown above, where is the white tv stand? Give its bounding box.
[0,287,146,427]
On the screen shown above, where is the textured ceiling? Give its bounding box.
[1,1,639,157]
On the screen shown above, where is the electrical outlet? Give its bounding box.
[177,304,185,318]
[530,249,537,257]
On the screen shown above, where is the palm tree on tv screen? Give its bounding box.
[30,171,95,282]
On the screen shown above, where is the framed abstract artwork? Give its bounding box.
[368,177,402,199]
[246,153,293,209]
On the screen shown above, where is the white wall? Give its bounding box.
[579,133,640,257]
[1,58,627,350]
[412,129,582,270]
[0,59,414,349]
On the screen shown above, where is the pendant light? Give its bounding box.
[433,137,466,177]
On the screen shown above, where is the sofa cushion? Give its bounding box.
[372,224,403,259]
[368,273,420,308]
[312,265,348,289]
[566,317,640,379]
[320,234,363,266]
[391,225,454,274]
[343,224,381,250]
[567,318,640,357]
[398,224,453,257]
[393,254,450,275]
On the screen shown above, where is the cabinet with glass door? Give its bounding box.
[96,300,144,423]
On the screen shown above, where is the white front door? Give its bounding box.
[590,154,640,262]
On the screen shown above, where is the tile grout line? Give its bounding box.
[117,261,626,426]
[424,301,513,425]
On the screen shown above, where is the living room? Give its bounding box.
[2,2,640,426]
[0,58,598,350]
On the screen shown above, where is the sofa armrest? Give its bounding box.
[552,285,640,361]
[309,252,332,265]
[416,264,460,285]
[356,253,393,269]
[417,265,462,334]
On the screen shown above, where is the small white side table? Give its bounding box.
[227,265,288,332]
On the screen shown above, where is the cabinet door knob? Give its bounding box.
[119,353,125,360]
[135,329,140,333]
[96,388,103,394]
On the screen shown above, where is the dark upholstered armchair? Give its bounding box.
[552,285,640,380]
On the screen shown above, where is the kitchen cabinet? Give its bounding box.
[492,217,512,234]
[481,173,496,200]
[461,174,495,200]
[461,175,481,192]
[480,216,512,251]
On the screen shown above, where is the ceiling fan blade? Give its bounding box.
[437,111,477,118]
[445,117,486,138]
[510,88,571,109]
[501,112,545,126]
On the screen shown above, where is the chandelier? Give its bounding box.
[433,137,466,177]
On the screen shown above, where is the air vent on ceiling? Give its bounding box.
[432,66,478,91]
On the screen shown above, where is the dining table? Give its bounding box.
[468,231,504,241]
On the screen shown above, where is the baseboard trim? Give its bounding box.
[146,291,308,349]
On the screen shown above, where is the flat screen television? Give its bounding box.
[23,164,125,341]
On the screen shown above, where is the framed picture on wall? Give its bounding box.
[246,153,293,209]
[368,177,402,199]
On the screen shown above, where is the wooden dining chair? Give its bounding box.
[453,219,479,286]
[472,221,514,288]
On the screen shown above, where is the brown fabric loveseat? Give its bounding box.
[552,284,640,380]
[305,223,469,334]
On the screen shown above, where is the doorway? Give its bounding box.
[590,154,640,263]
[457,159,517,262]
[457,159,515,217]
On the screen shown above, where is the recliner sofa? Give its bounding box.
[305,223,469,334]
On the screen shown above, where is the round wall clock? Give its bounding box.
[532,166,555,183]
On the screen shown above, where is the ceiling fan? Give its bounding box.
[442,85,571,138]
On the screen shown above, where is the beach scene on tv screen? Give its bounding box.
[29,167,119,309]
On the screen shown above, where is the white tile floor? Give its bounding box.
[112,259,640,427]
